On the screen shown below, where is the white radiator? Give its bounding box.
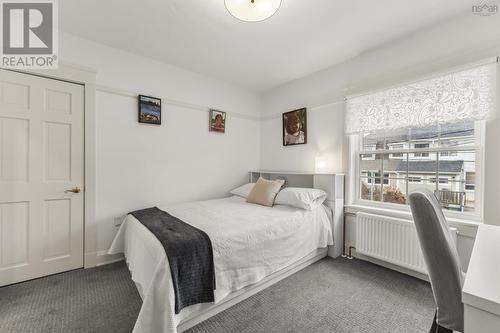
[355,213,428,274]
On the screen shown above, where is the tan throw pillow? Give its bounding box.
[246,177,285,207]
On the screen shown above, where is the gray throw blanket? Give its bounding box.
[130,207,216,314]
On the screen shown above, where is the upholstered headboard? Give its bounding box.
[249,171,345,258]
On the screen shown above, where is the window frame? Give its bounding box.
[352,121,485,222]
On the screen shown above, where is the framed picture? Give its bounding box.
[209,109,226,133]
[283,108,307,146]
[138,95,161,125]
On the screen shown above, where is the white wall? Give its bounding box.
[58,12,500,269]
[261,102,346,173]
[59,33,261,258]
[260,13,500,269]
[261,13,500,178]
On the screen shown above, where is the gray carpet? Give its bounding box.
[0,262,141,333]
[0,258,435,333]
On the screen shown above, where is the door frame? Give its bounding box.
[4,62,99,269]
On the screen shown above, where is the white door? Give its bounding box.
[0,69,84,286]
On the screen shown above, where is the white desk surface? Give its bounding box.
[462,224,500,315]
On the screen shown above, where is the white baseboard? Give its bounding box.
[96,250,124,266]
[85,250,124,268]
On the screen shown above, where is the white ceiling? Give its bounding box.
[59,0,473,92]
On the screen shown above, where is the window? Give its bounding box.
[430,177,449,184]
[347,61,495,218]
[366,172,389,184]
[466,172,476,190]
[357,122,479,213]
[413,143,430,157]
[408,176,422,183]
[440,151,458,157]
[389,144,404,158]
[361,154,375,160]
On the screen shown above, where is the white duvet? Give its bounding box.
[109,195,333,333]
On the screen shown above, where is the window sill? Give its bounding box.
[344,204,479,238]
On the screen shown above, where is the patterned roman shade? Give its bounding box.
[345,62,497,134]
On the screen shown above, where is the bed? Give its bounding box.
[108,172,344,333]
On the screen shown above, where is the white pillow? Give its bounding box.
[275,187,327,210]
[230,183,255,198]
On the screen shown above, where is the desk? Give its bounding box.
[462,224,500,332]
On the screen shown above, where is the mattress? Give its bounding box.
[109,195,333,333]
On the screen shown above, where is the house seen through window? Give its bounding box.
[359,122,478,213]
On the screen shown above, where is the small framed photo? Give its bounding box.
[209,109,226,133]
[138,95,161,125]
[283,108,307,146]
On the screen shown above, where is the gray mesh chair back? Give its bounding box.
[408,188,464,332]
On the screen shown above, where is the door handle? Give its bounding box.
[65,187,81,194]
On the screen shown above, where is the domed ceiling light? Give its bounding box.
[225,0,282,22]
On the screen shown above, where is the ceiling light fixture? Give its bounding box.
[225,0,282,22]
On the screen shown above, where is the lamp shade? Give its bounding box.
[225,0,282,22]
